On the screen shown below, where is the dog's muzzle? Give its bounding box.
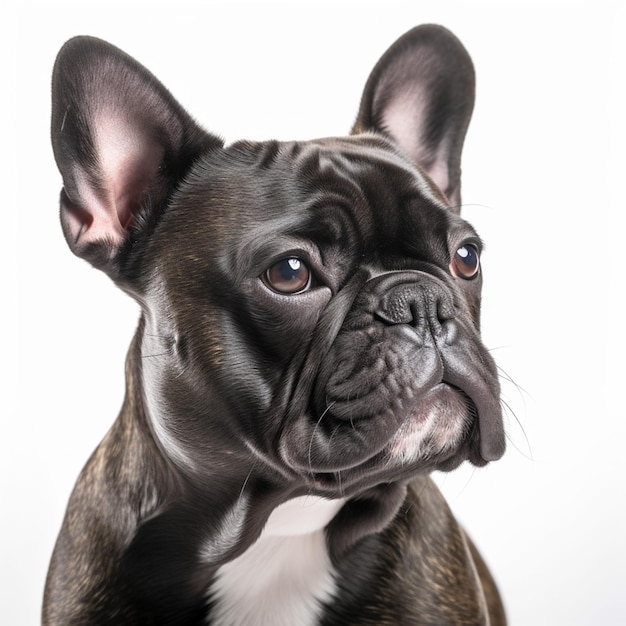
[290,271,505,480]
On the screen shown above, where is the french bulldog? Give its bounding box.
[43,24,507,625]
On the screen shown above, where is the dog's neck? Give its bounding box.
[207,496,345,626]
[261,496,346,536]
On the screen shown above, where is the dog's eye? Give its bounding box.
[264,258,312,294]
[451,245,480,279]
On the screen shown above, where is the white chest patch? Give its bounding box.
[207,496,344,626]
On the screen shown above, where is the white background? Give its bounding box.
[5,1,625,624]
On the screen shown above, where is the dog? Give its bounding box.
[43,24,507,625]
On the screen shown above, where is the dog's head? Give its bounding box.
[51,26,504,502]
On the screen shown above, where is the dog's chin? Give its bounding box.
[385,382,474,467]
[280,383,483,498]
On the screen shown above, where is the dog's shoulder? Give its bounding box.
[322,478,501,625]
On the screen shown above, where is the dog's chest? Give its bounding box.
[206,497,344,626]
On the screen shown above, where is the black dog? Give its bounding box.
[43,25,506,625]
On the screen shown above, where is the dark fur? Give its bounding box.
[44,25,506,625]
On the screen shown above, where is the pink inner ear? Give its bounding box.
[65,165,126,245]
[381,91,450,199]
[65,108,164,248]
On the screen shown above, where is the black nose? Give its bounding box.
[373,272,458,344]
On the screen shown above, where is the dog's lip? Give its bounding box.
[281,372,503,484]
[290,384,483,496]
[279,336,505,490]
[441,366,505,462]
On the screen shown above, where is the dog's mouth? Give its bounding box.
[279,373,503,497]
[278,334,504,496]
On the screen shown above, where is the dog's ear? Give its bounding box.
[353,25,475,212]
[51,36,222,277]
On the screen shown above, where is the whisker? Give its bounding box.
[451,466,478,499]
[459,202,496,212]
[497,364,530,400]
[491,361,534,461]
[499,395,533,459]
[335,471,344,498]
[326,422,344,451]
[503,427,534,461]
[141,351,173,359]
[308,402,335,475]
[238,462,257,502]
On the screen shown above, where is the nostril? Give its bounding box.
[374,308,417,327]
[436,295,456,323]
[427,294,458,341]
[375,288,421,326]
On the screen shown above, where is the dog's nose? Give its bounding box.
[373,274,458,344]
